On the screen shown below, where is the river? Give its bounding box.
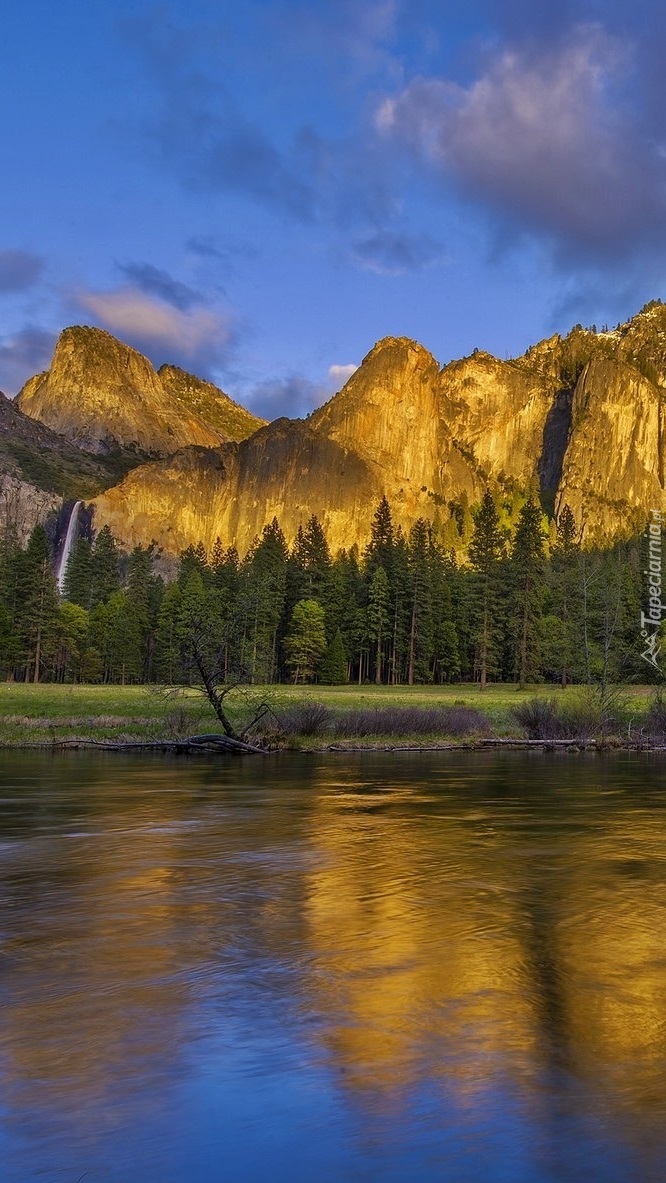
[1,750,666,1182]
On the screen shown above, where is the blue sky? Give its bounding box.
[1,0,665,418]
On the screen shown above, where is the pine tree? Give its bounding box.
[406,519,434,684]
[20,525,60,683]
[365,497,395,578]
[546,504,581,686]
[89,526,120,607]
[510,497,546,689]
[320,627,348,684]
[367,566,390,684]
[241,519,288,682]
[62,537,93,607]
[468,490,505,689]
[284,599,327,682]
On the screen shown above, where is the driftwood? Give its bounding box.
[44,732,268,755]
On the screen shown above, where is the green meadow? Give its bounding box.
[0,682,659,748]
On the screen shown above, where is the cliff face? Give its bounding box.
[92,303,666,556]
[9,303,666,556]
[17,326,264,457]
[94,421,382,557]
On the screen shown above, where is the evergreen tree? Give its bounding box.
[406,519,434,684]
[320,627,348,684]
[284,599,327,682]
[365,497,395,578]
[20,524,60,682]
[468,490,505,689]
[89,526,120,607]
[62,537,93,607]
[545,504,581,686]
[240,519,288,682]
[510,497,546,689]
[367,566,390,684]
[53,602,89,682]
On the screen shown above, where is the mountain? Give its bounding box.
[0,387,134,498]
[17,325,265,457]
[92,302,666,555]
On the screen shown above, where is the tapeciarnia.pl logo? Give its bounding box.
[641,508,663,672]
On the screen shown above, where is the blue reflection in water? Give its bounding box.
[1,750,666,1182]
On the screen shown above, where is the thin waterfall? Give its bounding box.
[56,500,83,594]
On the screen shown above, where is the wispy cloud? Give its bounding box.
[0,326,56,395]
[0,250,44,294]
[116,261,202,311]
[328,363,358,385]
[351,229,447,274]
[74,287,238,373]
[377,25,666,266]
[246,374,327,421]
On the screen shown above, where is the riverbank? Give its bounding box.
[0,682,662,752]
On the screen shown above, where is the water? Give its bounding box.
[1,750,666,1182]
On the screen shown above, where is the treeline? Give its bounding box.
[0,493,650,685]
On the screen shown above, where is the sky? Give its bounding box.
[1,0,666,419]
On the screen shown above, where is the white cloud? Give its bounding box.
[74,287,237,371]
[377,26,666,261]
[328,363,358,384]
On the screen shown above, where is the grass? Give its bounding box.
[0,681,659,748]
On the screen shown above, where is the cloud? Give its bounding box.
[125,13,317,221]
[351,229,447,274]
[0,326,56,395]
[74,287,237,373]
[377,25,666,265]
[123,8,401,234]
[186,236,259,269]
[246,375,326,421]
[328,363,358,385]
[116,262,201,311]
[0,250,44,294]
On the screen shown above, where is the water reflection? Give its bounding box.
[1,751,666,1180]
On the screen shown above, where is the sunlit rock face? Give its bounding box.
[15,313,666,558]
[17,326,264,457]
[94,421,382,556]
[90,303,666,555]
[557,357,664,542]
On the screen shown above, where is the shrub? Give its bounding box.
[513,689,629,741]
[644,689,666,740]
[512,698,569,740]
[333,704,490,738]
[277,701,335,737]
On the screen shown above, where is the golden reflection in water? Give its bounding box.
[303,783,540,1094]
[2,754,666,1139]
[300,771,666,1111]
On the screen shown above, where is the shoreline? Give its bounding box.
[2,735,666,755]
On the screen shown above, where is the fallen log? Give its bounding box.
[47,733,268,755]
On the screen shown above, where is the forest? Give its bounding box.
[0,492,652,688]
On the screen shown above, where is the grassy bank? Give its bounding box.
[0,682,660,749]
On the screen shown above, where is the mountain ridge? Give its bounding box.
[6,302,666,556]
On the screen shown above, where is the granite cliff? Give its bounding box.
[17,326,264,457]
[93,302,666,555]
[9,303,666,555]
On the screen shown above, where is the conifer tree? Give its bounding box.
[20,524,60,682]
[284,598,327,682]
[468,490,505,689]
[406,519,434,684]
[241,519,288,682]
[367,565,390,684]
[320,627,348,684]
[510,496,546,689]
[62,537,93,608]
[89,526,120,607]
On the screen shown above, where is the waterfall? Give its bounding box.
[56,501,83,594]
